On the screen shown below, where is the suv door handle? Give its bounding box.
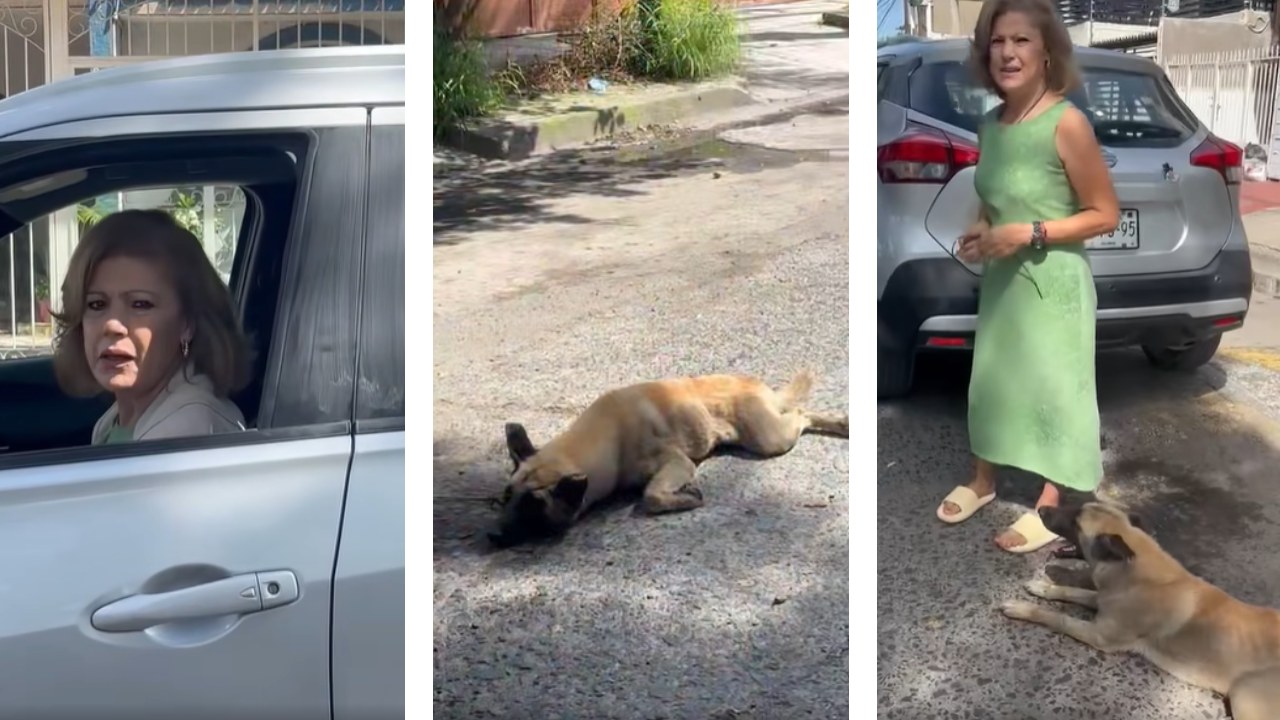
[91,570,300,633]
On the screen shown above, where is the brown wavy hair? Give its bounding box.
[53,209,252,399]
[969,0,1080,99]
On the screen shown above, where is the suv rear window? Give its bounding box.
[908,60,1198,146]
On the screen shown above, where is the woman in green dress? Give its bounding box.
[933,0,1120,553]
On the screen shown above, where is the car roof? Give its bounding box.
[0,45,404,139]
[877,37,1155,72]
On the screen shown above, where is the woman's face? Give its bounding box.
[988,11,1048,97]
[81,255,189,399]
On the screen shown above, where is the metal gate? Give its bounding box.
[1,0,403,356]
[0,1,51,357]
[1163,45,1280,151]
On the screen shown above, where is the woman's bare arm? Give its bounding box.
[1045,106,1120,244]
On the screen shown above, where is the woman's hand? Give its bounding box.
[975,223,1031,260]
[955,220,989,263]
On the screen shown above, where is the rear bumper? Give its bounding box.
[878,249,1253,353]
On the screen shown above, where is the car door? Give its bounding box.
[0,111,367,719]
[331,105,405,720]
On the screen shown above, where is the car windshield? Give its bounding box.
[908,60,1198,146]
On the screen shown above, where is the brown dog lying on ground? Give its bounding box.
[1002,502,1280,720]
[488,370,848,548]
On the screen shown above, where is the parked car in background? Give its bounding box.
[876,39,1252,398]
[0,47,404,719]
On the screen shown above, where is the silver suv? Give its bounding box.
[877,39,1252,398]
[0,48,403,718]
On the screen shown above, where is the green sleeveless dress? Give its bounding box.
[968,99,1102,492]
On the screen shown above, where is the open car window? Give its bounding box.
[2,185,249,360]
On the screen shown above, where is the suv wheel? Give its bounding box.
[1141,334,1222,372]
[878,347,915,399]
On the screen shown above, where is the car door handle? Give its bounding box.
[91,570,300,633]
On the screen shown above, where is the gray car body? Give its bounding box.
[876,39,1252,397]
[0,47,404,719]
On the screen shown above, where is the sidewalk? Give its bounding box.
[1245,204,1280,294]
[1241,180,1280,216]
[444,0,849,160]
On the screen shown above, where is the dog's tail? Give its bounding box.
[777,369,815,411]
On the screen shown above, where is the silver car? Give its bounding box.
[877,39,1252,398]
[0,48,403,718]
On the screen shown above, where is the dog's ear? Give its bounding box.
[1090,533,1135,563]
[550,473,589,509]
[505,423,537,466]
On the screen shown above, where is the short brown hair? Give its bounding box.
[970,0,1080,99]
[52,209,252,398]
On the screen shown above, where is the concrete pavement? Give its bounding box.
[1243,207,1280,294]
[677,0,849,137]
[433,103,850,717]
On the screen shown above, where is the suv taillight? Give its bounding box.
[877,125,979,184]
[1190,135,1243,185]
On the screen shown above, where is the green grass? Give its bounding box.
[434,25,504,138]
[630,0,741,81]
[432,1,742,136]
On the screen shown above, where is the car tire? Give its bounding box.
[1141,334,1222,372]
[878,347,915,399]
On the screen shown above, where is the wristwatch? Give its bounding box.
[1030,221,1047,251]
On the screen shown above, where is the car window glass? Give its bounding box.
[909,61,1196,145]
[261,126,365,429]
[356,124,404,423]
[0,185,246,361]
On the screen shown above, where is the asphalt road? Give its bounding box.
[433,109,851,719]
[432,97,1280,719]
[878,337,1280,720]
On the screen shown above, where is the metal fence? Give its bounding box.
[1163,45,1280,152]
[0,0,403,356]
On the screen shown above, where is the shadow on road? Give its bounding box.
[433,143,730,244]
[877,349,1280,719]
[433,104,847,245]
[434,431,850,719]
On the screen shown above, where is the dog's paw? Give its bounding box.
[1001,599,1039,621]
[1024,579,1054,599]
[677,483,704,502]
[1050,543,1083,561]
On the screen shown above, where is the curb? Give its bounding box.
[659,88,849,147]
[444,84,755,161]
[820,11,849,29]
[1249,242,1280,296]
[1256,271,1280,297]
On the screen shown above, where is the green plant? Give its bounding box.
[33,276,49,302]
[168,188,202,237]
[434,22,504,137]
[167,188,236,278]
[630,0,740,81]
[496,3,645,97]
[76,201,105,229]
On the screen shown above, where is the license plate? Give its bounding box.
[1085,209,1139,250]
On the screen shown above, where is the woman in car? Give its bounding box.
[52,209,252,444]
[934,0,1120,552]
